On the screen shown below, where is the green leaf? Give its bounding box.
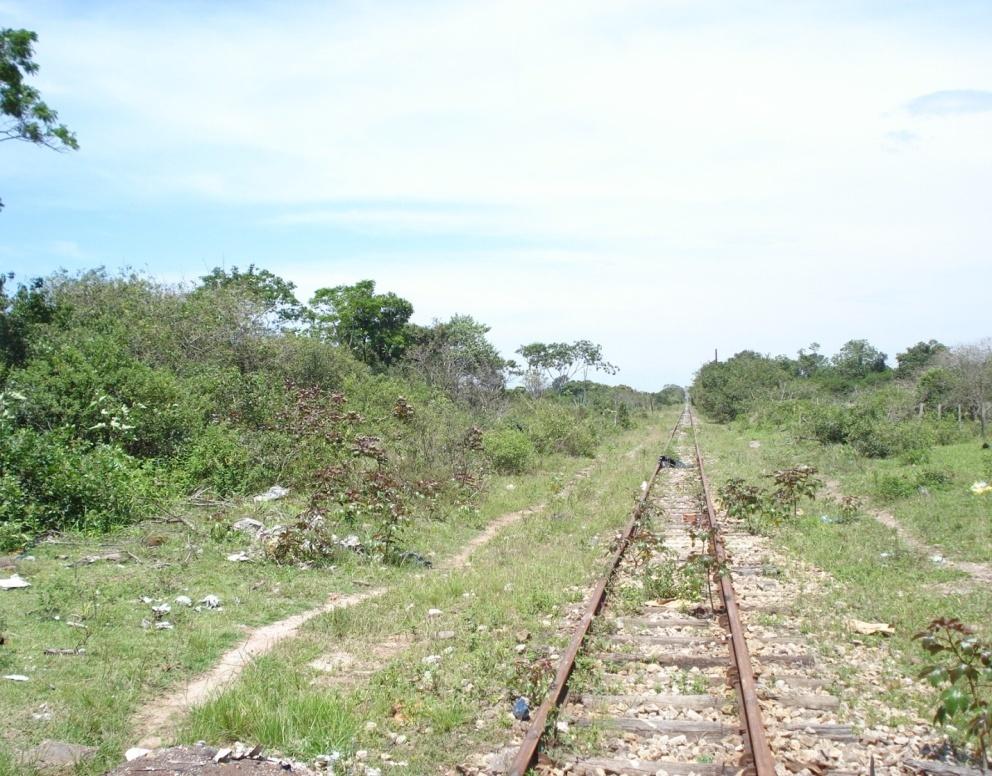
[940,686,971,717]
[920,666,948,686]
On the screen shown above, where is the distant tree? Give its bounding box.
[940,340,992,440]
[406,314,511,407]
[895,339,947,378]
[515,340,617,396]
[831,339,888,380]
[795,342,829,378]
[310,280,413,367]
[916,367,954,408]
[655,384,686,405]
[198,265,306,324]
[1,28,78,211]
[691,350,793,422]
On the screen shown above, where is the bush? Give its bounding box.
[0,427,158,548]
[870,472,916,502]
[483,428,536,474]
[804,403,848,445]
[899,447,931,465]
[915,467,954,491]
[180,423,268,497]
[513,402,599,458]
[8,336,204,459]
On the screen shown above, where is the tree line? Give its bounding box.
[691,337,992,450]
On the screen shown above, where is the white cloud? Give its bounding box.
[907,90,992,116]
[49,239,84,259]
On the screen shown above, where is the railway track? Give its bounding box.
[503,406,855,776]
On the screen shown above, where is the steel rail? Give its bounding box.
[688,404,777,776]
[506,407,686,776]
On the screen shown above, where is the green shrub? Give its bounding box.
[8,336,204,458]
[899,447,931,465]
[870,472,916,502]
[513,402,599,458]
[0,427,157,548]
[483,428,536,474]
[915,467,954,491]
[180,423,266,497]
[805,403,848,445]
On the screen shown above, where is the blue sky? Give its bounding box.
[2,0,991,389]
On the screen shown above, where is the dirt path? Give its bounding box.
[825,479,992,585]
[439,463,596,571]
[131,462,602,747]
[132,587,387,747]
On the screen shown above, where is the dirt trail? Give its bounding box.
[825,478,992,585]
[132,587,386,746]
[439,462,596,570]
[131,462,602,747]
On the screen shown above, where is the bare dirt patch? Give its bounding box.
[308,635,413,689]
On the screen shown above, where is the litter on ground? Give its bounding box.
[0,574,31,590]
[848,619,895,636]
[253,485,289,502]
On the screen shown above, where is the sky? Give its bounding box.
[1,0,990,390]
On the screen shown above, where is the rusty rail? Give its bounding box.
[688,404,776,776]
[506,407,685,776]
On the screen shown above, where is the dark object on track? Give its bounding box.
[397,551,432,568]
[513,697,531,720]
[658,454,689,468]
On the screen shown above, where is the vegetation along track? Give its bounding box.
[502,406,857,776]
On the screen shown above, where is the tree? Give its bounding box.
[198,265,306,325]
[310,280,413,367]
[691,350,793,422]
[405,314,510,406]
[831,339,888,380]
[1,28,78,211]
[795,342,828,378]
[655,384,686,405]
[940,340,992,440]
[896,339,947,378]
[515,340,617,396]
[916,367,954,408]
